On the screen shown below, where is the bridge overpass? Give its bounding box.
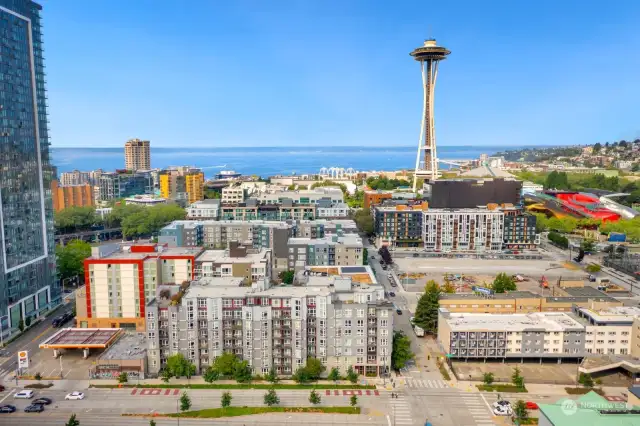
[55,227,123,245]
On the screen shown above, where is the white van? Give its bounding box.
[14,390,34,399]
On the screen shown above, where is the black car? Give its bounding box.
[0,405,15,413]
[51,316,63,327]
[33,397,52,405]
[24,404,44,413]
[389,292,396,297]
[396,309,402,315]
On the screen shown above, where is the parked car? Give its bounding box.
[389,292,396,297]
[390,282,397,287]
[65,392,85,400]
[525,401,539,410]
[14,390,34,399]
[0,385,5,392]
[0,405,16,413]
[24,404,44,413]
[51,317,63,327]
[396,309,402,315]
[33,397,52,405]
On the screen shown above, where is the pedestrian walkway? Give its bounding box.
[405,378,450,389]
[459,393,495,426]
[389,393,414,425]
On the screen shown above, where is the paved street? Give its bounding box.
[0,303,74,380]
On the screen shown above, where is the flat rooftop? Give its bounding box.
[288,234,362,246]
[196,248,269,263]
[563,287,610,298]
[577,305,640,322]
[440,291,540,300]
[539,391,640,426]
[40,328,122,349]
[441,310,584,332]
[98,332,146,361]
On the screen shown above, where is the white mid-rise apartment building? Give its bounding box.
[145,266,393,377]
[222,186,245,203]
[423,208,504,252]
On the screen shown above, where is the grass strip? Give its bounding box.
[477,384,528,393]
[165,406,361,418]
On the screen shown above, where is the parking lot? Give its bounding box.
[452,360,581,385]
[393,257,585,292]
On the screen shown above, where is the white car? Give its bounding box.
[65,392,85,400]
[493,406,513,416]
[492,400,512,410]
[13,390,34,399]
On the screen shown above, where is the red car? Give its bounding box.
[525,401,539,410]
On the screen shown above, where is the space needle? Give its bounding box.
[410,38,450,191]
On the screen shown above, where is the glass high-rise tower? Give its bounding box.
[0,0,58,338]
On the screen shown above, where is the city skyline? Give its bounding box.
[44,0,640,148]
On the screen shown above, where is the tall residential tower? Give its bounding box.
[124,138,151,171]
[410,39,450,190]
[0,0,58,337]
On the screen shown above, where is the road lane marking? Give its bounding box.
[479,392,493,414]
[0,389,15,403]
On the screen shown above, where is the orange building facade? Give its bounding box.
[51,180,95,212]
[363,190,393,209]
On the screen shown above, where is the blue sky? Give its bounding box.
[42,0,640,148]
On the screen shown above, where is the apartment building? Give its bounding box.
[79,243,203,331]
[503,210,539,249]
[373,202,428,247]
[98,171,154,202]
[195,243,270,284]
[422,208,505,252]
[257,187,344,205]
[287,235,364,270]
[222,186,245,203]
[159,222,204,247]
[124,195,168,206]
[187,199,221,219]
[160,168,205,205]
[573,306,640,356]
[363,190,393,209]
[51,181,95,212]
[296,219,358,238]
[438,309,587,360]
[124,138,151,171]
[145,266,393,377]
[60,170,91,186]
[220,199,316,221]
[316,200,349,218]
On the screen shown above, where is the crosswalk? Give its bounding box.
[389,393,413,425]
[0,368,15,381]
[460,393,495,426]
[405,378,450,389]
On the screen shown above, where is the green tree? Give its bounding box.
[204,189,221,199]
[578,373,594,388]
[263,388,280,406]
[346,366,358,384]
[166,353,192,378]
[511,367,525,388]
[117,372,128,384]
[292,367,312,384]
[203,365,220,383]
[413,280,441,333]
[328,367,341,382]
[305,357,325,380]
[18,320,24,332]
[440,280,456,294]
[56,240,92,281]
[265,366,279,383]
[55,206,101,233]
[179,391,191,411]
[160,369,172,384]
[392,331,414,370]
[592,143,602,153]
[482,372,494,386]
[221,391,232,408]
[513,400,529,421]
[34,372,42,381]
[350,394,358,410]
[65,413,80,426]
[492,273,517,294]
[119,204,186,238]
[149,420,157,426]
[210,352,239,377]
[233,360,253,383]
[278,270,295,284]
[309,389,321,405]
[352,208,374,236]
